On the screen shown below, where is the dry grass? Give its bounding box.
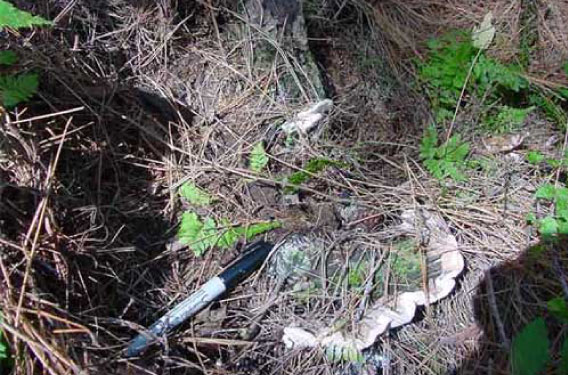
[1,0,568,374]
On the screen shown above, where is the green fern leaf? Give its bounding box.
[526,151,545,165]
[177,212,280,256]
[0,51,17,66]
[249,142,269,173]
[420,125,438,160]
[178,212,204,245]
[539,216,558,237]
[535,184,556,200]
[178,182,212,207]
[217,219,241,249]
[177,212,218,256]
[0,1,52,29]
[0,73,39,107]
[240,221,281,239]
[451,140,470,161]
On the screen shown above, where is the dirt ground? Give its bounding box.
[1,0,568,374]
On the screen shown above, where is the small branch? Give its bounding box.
[446,48,483,141]
[485,269,510,350]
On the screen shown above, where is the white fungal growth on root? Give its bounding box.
[282,207,465,354]
[281,99,333,134]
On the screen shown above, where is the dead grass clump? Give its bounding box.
[371,0,568,83]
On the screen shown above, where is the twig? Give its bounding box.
[15,118,71,325]
[485,269,510,349]
[355,249,383,321]
[446,48,483,141]
[9,106,84,125]
[243,277,285,340]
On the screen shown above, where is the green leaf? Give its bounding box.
[284,158,338,193]
[0,73,39,107]
[556,187,568,202]
[178,182,212,207]
[536,184,557,200]
[0,51,17,66]
[420,125,438,160]
[485,106,535,133]
[557,218,568,235]
[178,212,204,245]
[547,297,568,322]
[547,158,562,168]
[472,11,496,50]
[539,216,559,237]
[240,221,281,239]
[511,318,550,375]
[0,1,52,29]
[177,212,217,256]
[526,212,537,224]
[177,212,280,256]
[218,227,240,249]
[249,142,269,173]
[452,141,470,161]
[527,151,545,165]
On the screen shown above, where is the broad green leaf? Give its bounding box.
[511,318,550,375]
[472,12,495,50]
[557,218,568,235]
[527,151,545,165]
[539,216,558,237]
[556,187,568,202]
[536,184,557,200]
[0,51,17,66]
[178,182,212,207]
[249,142,269,173]
[0,1,52,29]
[547,297,568,322]
[0,73,38,107]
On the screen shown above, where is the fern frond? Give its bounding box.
[249,142,269,172]
[0,1,52,29]
[420,125,438,160]
[0,73,39,107]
